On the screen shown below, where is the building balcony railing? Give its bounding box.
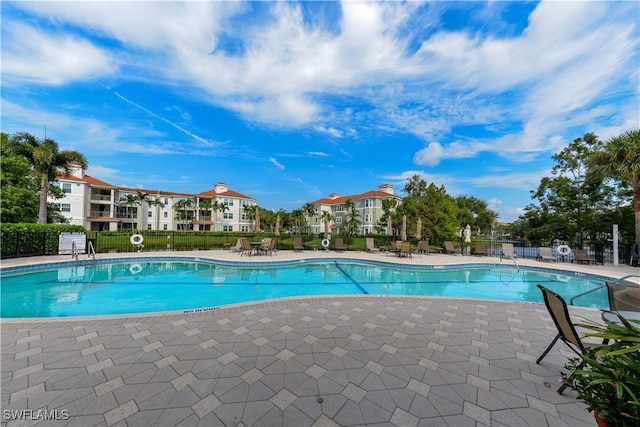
[117,214,138,220]
[89,211,113,217]
[90,194,112,201]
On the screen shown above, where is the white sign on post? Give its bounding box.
[58,232,87,255]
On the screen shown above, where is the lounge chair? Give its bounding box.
[474,242,487,256]
[231,238,243,253]
[416,240,430,254]
[366,237,379,253]
[444,240,461,255]
[535,285,605,394]
[293,237,304,252]
[334,237,347,251]
[501,243,518,259]
[573,249,596,265]
[537,247,557,262]
[399,241,412,258]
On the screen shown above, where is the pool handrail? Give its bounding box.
[569,274,640,305]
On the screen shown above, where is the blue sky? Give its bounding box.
[2,1,638,222]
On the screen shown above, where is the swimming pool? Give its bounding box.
[1,257,611,318]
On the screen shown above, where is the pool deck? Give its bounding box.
[2,251,639,426]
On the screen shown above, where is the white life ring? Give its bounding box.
[130,234,144,246]
[130,263,142,274]
[322,238,330,249]
[557,245,571,256]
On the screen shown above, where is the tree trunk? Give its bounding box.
[38,175,48,224]
[634,177,640,246]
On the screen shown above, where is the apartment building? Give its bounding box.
[308,184,403,235]
[51,165,258,232]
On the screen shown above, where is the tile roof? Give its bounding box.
[198,189,255,200]
[310,190,402,205]
[58,173,115,188]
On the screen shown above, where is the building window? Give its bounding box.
[223,225,233,231]
[223,198,234,206]
[336,204,343,212]
[365,199,373,208]
[224,212,233,219]
[163,224,168,230]
[53,203,71,212]
[240,225,249,232]
[54,182,72,193]
[364,214,372,223]
[241,200,250,206]
[163,212,168,218]
[314,216,319,223]
[147,224,152,230]
[241,213,248,220]
[336,216,342,224]
[164,197,169,205]
[148,211,152,217]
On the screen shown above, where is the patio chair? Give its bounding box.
[366,237,379,253]
[474,242,487,256]
[537,247,558,262]
[334,237,347,251]
[399,241,412,258]
[240,238,254,256]
[606,281,640,313]
[293,237,304,252]
[263,237,277,256]
[259,238,272,255]
[573,249,596,265]
[231,238,243,253]
[417,240,430,254]
[535,285,605,394]
[444,240,461,255]
[501,243,518,259]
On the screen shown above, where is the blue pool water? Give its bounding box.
[0,258,610,317]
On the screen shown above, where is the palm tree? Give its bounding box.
[591,129,640,245]
[7,132,88,223]
[148,194,165,230]
[120,194,138,221]
[217,202,229,231]
[173,198,194,230]
[343,199,361,236]
[320,211,334,236]
[302,202,317,234]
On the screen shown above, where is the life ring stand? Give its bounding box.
[130,264,142,275]
[557,245,571,256]
[130,234,144,246]
[322,237,331,250]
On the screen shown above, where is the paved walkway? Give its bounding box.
[2,251,638,426]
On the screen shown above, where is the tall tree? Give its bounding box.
[591,129,640,245]
[403,174,458,239]
[302,202,317,234]
[454,196,498,235]
[0,133,39,222]
[528,133,614,244]
[6,132,88,224]
[148,194,165,230]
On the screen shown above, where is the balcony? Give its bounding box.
[90,194,112,202]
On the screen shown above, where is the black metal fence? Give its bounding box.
[1,229,637,266]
